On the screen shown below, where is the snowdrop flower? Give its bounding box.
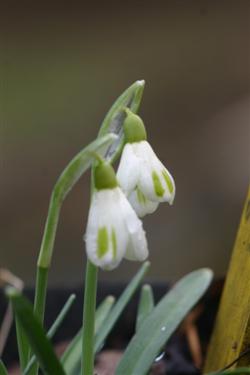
[117,109,175,217]
[85,160,148,270]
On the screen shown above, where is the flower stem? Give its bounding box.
[29,193,60,375]
[82,260,98,375]
[33,266,49,323]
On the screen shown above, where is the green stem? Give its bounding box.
[82,260,98,375]
[30,193,60,375]
[33,266,49,323]
[29,268,48,375]
[33,189,61,321]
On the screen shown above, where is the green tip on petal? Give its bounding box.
[136,188,147,204]
[94,162,118,190]
[111,228,117,259]
[123,108,147,143]
[97,227,109,258]
[152,171,165,197]
[162,170,174,194]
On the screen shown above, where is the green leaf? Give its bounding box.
[6,287,66,375]
[115,268,213,375]
[61,262,150,375]
[94,261,150,353]
[23,294,76,375]
[98,80,145,163]
[0,359,8,375]
[61,295,115,375]
[136,284,154,332]
[15,315,29,372]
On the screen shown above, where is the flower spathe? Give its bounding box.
[85,161,148,270]
[117,140,175,217]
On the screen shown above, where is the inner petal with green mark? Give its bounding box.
[97,226,109,258]
[111,228,117,259]
[136,188,147,204]
[152,171,165,197]
[162,169,174,193]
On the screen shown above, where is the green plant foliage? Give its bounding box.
[15,315,29,372]
[115,268,213,375]
[23,294,76,375]
[62,295,115,375]
[136,284,154,332]
[6,288,66,375]
[0,360,8,375]
[94,261,150,353]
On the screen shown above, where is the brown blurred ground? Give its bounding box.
[1,1,250,286]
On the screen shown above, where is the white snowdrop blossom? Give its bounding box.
[85,162,148,270]
[117,110,175,217]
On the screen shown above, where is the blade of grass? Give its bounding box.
[94,261,150,353]
[23,294,76,375]
[62,296,115,375]
[115,268,213,375]
[15,316,29,372]
[136,284,154,332]
[6,287,66,375]
[0,359,8,375]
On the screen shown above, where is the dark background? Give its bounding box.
[1,1,250,286]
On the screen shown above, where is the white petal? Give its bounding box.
[135,141,176,203]
[158,163,176,204]
[128,188,159,218]
[116,143,140,195]
[116,189,149,261]
[85,188,128,270]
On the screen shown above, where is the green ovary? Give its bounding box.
[97,227,109,258]
[162,170,174,193]
[152,171,165,197]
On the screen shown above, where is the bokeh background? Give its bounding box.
[1,1,250,286]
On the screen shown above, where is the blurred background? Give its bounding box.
[1,1,250,287]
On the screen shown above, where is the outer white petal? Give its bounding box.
[85,188,128,270]
[116,143,140,195]
[128,189,159,218]
[135,141,176,204]
[116,189,149,261]
[156,161,176,204]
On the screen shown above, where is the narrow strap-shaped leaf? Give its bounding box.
[6,288,66,375]
[47,294,76,338]
[94,261,150,353]
[115,268,213,375]
[136,284,154,332]
[61,295,115,375]
[23,294,76,375]
[98,80,145,163]
[15,316,29,372]
[0,359,8,375]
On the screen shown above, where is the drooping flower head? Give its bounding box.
[85,159,148,270]
[117,109,175,217]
